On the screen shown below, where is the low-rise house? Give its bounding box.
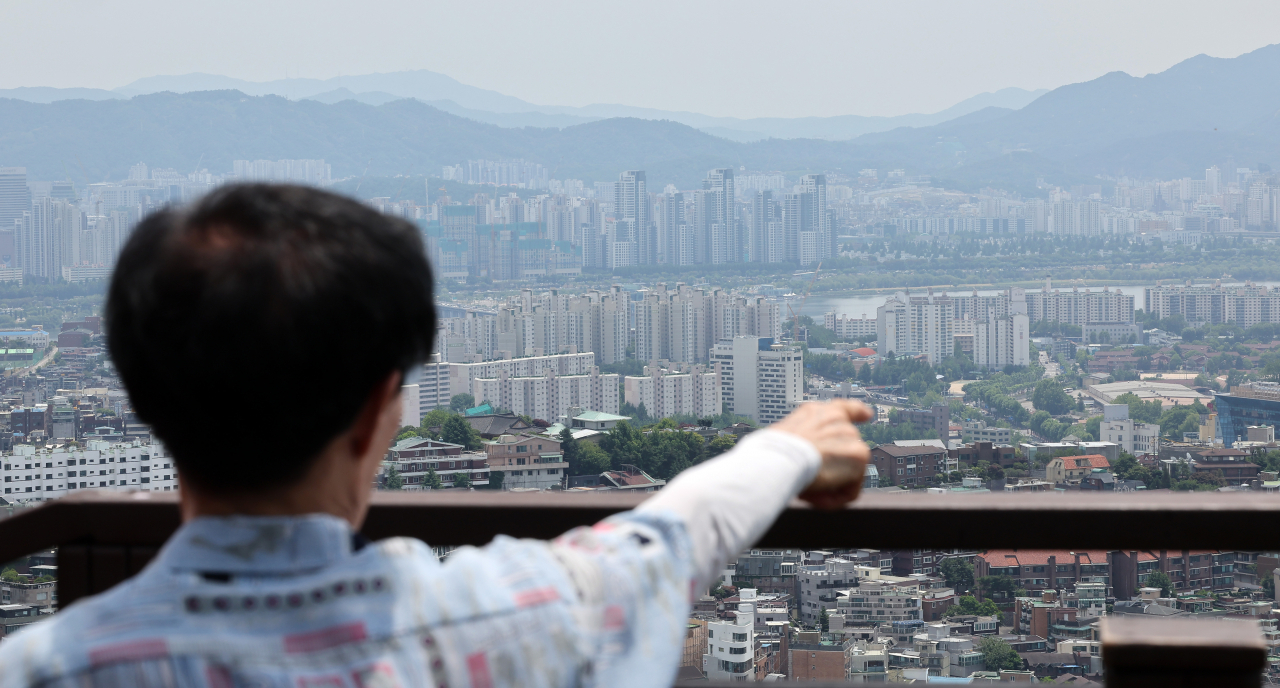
[951,441,1017,468]
[870,445,948,487]
[1045,455,1110,483]
[484,433,564,490]
[381,437,490,489]
[567,464,665,492]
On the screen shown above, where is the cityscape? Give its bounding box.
[4,5,1280,683]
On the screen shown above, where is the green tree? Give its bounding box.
[0,568,20,583]
[939,558,975,594]
[559,427,584,475]
[425,467,443,490]
[486,470,504,490]
[441,415,482,450]
[1113,392,1163,424]
[395,426,420,441]
[978,636,1023,671]
[703,434,737,461]
[453,470,472,489]
[384,464,403,490]
[977,575,1016,600]
[450,393,476,413]
[944,595,999,617]
[1032,379,1073,415]
[420,408,454,438]
[1263,575,1275,600]
[1144,570,1173,597]
[579,441,613,475]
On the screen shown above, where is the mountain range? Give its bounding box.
[0,71,1046,142]
[1,44,1279,193]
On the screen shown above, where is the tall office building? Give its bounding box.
[704,168,736,264]
[751,190,783,263]
[0,168,31,244]
[1206,166,1222,196]
[614,170,648,265]
[710,336,803,424]
[800,174,831,260]
[655,192,684,265]
[781,191,813,264]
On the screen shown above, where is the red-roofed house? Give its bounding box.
[852,347,877,358]
[1045,455,1110,483]
[974,550,1112,596]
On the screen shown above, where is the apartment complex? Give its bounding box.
[1,440,174,505]
[623,365,719,419]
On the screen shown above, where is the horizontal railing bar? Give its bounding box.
[4,490,1280,565]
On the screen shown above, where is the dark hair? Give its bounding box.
[106,184,435,493]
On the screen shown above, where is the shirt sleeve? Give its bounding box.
[634,428,820,590]
[531,428,819,688]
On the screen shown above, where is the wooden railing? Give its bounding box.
[0,489,1275,684]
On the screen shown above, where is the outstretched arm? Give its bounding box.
[636,400,873,589]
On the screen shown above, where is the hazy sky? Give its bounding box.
[3,0,1279,119]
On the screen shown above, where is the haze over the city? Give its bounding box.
[2,0,1279,119]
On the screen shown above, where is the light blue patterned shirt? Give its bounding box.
[0,429,821,688]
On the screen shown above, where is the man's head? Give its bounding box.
[106,184,435,496]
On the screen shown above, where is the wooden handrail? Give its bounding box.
[5,489,1280,564]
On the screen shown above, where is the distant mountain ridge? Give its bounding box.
[1,44,1278,193]
[0,69,1047,141]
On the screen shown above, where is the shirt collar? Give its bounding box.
[157,514,356,575]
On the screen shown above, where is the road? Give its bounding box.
[6,345,59,378]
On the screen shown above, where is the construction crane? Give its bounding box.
[786,262,822,345]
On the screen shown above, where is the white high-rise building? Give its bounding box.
[623,365,719,419]
[614,170,650,264]
[800,174,831,260]
[876,290,954,366]
[971,288,1030,370]
[705,168,736,264]
[710,336,803,424]
[1206,165,1222,196]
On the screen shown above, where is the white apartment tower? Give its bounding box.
[971,288,1031,370]
[614,170,648,265]
[876,290,954,366]
[704,168,737,264]
[800,174,831,260]
[710,336,803,424]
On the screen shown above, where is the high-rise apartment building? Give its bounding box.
[751,190,783,264]
[623,365,718,419]
[704,168,736,264]
[970,288,1030,370]
[1206,165,1222,196]
[614,170,647,265]
[634,285,781,364]
[1144,281,1280,327]
[710,336,803,424]
[654,191,684,265]
[876,290,954,366]
[800,174,831,260]
[1024,279,1134,326]
[470,367,619,422]
[0,168,30,235]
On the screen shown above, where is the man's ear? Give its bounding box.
[349,371,403,460]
